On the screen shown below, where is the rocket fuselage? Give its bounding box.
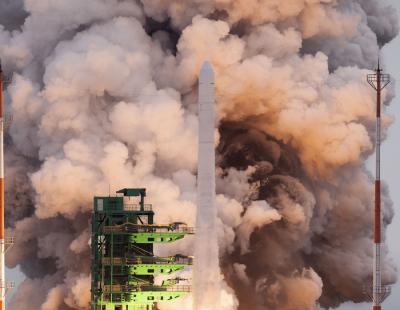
[197,61,216,220]
[194,61,220,310]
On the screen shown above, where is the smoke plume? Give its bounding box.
[0,0,398,309]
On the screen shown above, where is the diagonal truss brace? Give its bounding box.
[364,285,391,305]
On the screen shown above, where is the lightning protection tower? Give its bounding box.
[0,62,14,310]
[91,188,194,310]
[366,62,391,310]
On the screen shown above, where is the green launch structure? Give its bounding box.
[91,188,194,310]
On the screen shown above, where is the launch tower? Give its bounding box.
[91,188,194,310]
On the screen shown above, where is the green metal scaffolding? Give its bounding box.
[91,188,194,310]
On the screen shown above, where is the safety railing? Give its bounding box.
[123,204,153,212]
[4,236,14,252]
[164,285,191,293]
[0,281,15,295]
[102,256,193,266]
[103,223,195,234]
[103,284,191,293]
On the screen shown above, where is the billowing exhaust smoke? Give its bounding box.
[0,1,398,309]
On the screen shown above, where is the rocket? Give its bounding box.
[0,62,5,310]
[194,61,220,309]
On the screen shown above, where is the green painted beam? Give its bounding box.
[101,232,192,244]
[126,263,188,275]
[93,303,153,310]
[128,233,186,244]
[102,285,191,303]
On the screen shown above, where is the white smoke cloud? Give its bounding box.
[0,0,398,309]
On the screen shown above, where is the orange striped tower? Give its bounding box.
[0,61,5,310]
[367,61,391,310]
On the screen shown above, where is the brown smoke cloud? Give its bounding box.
[0,0,398,309]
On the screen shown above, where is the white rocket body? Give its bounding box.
[194,62,221,310]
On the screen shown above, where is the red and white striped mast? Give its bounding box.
[0,61,5,310]
[367,61,391,310]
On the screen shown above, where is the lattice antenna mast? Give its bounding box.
[366,61,391,310]
[0,62,15,310]
[0,59,4,310]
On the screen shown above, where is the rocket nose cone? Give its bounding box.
[200,61,214,81]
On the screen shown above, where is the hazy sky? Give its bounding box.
[5,1,400,310]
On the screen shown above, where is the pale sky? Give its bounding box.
[5,1,400,309]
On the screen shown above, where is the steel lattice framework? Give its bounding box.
[91,188,194,310]
[366,62,391,310]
